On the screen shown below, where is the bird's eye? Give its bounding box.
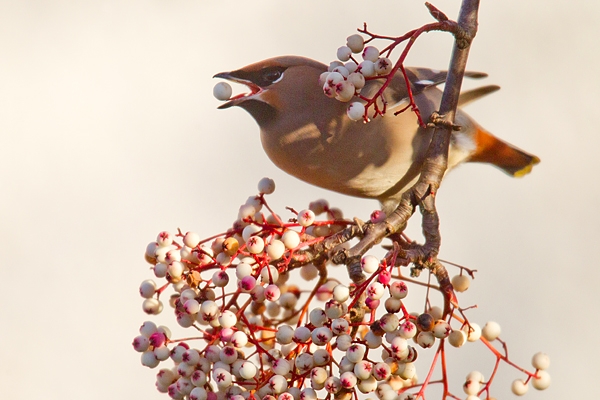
[259,67,286,86]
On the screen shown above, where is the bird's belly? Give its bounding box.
[261,117,426,200]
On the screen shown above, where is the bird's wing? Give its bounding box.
[457,85,500,107]
[364,67,488,109]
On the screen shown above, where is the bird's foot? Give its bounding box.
[427,111,461,131]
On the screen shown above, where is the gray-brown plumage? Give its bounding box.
[215,56,539,213]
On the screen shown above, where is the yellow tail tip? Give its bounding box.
[512,156,541,178]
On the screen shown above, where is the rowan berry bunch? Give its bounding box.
[133,178,550,400]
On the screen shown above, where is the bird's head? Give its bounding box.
[214,56,330,126]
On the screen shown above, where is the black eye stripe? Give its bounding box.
[257,66,286,87]
[231,66,288,88]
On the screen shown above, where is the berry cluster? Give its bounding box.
[133,178,550,400]
[319,34,393,121]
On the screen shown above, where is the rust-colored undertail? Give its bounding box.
[469,127,540,177]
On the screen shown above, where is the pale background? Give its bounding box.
[1,1,597,399]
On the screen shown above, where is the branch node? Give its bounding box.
[453,26,473,50]
[427,111,461,131]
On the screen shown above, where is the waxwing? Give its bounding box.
[214,56,539,213]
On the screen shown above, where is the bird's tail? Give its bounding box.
[469,127,540,177]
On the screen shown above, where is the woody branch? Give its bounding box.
[323,0,480,313]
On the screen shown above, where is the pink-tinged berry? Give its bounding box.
[142,298,163,315]
[269,374,288,394]
[132,335,150,352]
[373,362,391,381]
[374,57,393,75]
[361,254,380,273]
[417,331,436,348]
[370,209,386,223]
[211,270,229,287]
[246,236,265,254]
[346,344,366,363]
[365,297,380,309]
[367,281,385,300]
[378,269,391,285]
[362,46,380,62]
[212,368,233,389]
[149,331,166,347]
[335,80,356,102]
[219,345,238,364]
[324,376,342,394]
[156,231,173,247]
[239,275,257,292]
[312,326,333,346]
[139,279,156,298]
[357,60,376,77]
[230,331,247,348]
[297,209,316,227]
[379,313,399,333]
[183,299,200,315]
[432,320,451,339]
[264,284,281,301]
[340,371,358,388]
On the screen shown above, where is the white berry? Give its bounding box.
[213,82,232,101]
[531,352,550,370]
[452,274,470,292]
[511,379,528,396]
[256,177,276,194]
[346,34,365,53]
[532,370,551,390]
[482,321,502,341]
[347,102,365,121]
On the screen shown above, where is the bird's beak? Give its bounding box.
[213,71,263,109]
